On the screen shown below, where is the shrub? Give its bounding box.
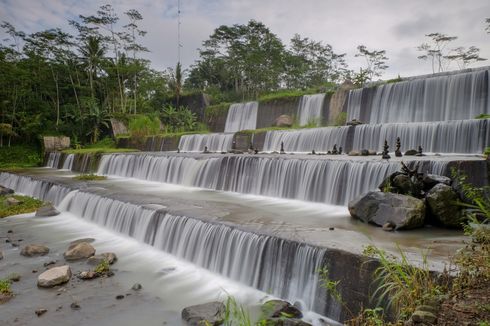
[0,279,12,295]
[128,115,161,138]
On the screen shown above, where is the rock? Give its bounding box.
[78,271,98,280]
[261,300,303,319]
[116,295,125,300]
[392,174,413,195]
[227,149,244,154]
[37,265,71,288]
[348,191,426,230]
[0,250,3,260]
[131,283,143,291]
[411,310,437,324]
[0,185,14,195]
[8,273,21,282]
[87,252,117,265]
[0,293,13,304]
[35,308,48,317]
[275,115,293,127]
[20,244,50,257]
[64,242,95,261]
[423,174,452,190]
[70,302,81,310]
[361,149,369,156]
[35,203,60,217]
[426,183,464,228]
[43,260,57,267]
[181,301,225,326]
[5,197,22,206]
[264,319,312,326]
[348,150,360,156]
[382,222,395,231]
[404,149,418,156]
[368,150,377,155]
[68,238,95,250]
[346,119,363,126]
[416,304,438,314]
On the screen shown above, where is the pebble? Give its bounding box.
[70,302,81,310]
[131,283,143,291]
[35,309,48,317]
[116,295,125,300]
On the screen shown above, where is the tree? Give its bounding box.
[168,62,183,107]
[417,33,458,73]
[445,46,486,69]
[355,45,389,82]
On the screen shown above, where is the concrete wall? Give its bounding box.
[172,93,211,122]
[256,97,301,129]
[116,135,180,152]
[43,136,70,152]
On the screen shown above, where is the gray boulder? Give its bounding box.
[426,183,464,228]
[181,301,225,326]
[87,252,118,265]
[68,238,95,250]
[361,149,369,156]
[20,244,50,257]
[38,265,71,288]
[275,115,293,127]
[64,242,95,261]
[261,300,303,319]
[348,191,426,230]
[404,149,417,156]
[35,203,60,217]
[423,174,451,190]
[0,185,14,195]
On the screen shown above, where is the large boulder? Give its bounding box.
[423,174,451,190]
[35,203,60,217]
[20,244,50,257]
[275,115,293,127]
[181,301,225,326]
[38,265,71,288]
[261,300,303,319]
[0,185,14,196]
[426,183,464,228]
[348,191,426,230]
[64,242,95,261]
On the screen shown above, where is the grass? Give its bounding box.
[94,260,110,274]
[0,279,12,295]
[0,194,44,218]
[73,174,107,181]
[0,145,42,169]
[63,137,138,154]
[475,114,490,119]
[205,102,231,118]
[258,89,307,103]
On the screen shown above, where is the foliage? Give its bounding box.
[73,174,107,181]
[386,75,403,84]
[417,33,486,73]
[128,115,160,138]
[0,194,44,218]
[334,112,347,126]
[355,45,389,83]
[452,169,490,221]
[258,90,306,103]
[476,114,490,119]
[0,145,42,169]
[346,307,386,326]
[94,259,110,274]
[362,244,444,320]
[220,296,254,326]
[318,267,343,304]
[205,103,230,119]
[160,105,197,133]
[0,279,12,295]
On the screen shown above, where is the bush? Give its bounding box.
[0,279,12,295]
[0,145,42,169]
[160,105,197,133]
[128,115,161,138]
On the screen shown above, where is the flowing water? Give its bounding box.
[97,153,451,206]
[346,67,490,124]
[178,133,234,152]
[297,94,325,126]
[224,101,259,132]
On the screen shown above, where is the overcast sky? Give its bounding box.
[1,0,489,79]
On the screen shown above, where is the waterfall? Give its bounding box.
[98,153,449,206]
[46,152,62,168]
[0,172,331,316]
[224,102,259,132]
[178,133,234,152]
[351,119,490,154]
[0,173,72,205]
[345,89,363,122]
[263,126,351,153]
[346,67,490,124]
[297,94,325,126]
[62,154,74,170]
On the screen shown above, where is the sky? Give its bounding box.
[1,0,489,79]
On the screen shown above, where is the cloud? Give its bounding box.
[1,0,489,79]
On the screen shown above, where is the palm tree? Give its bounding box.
[79,36,106,101]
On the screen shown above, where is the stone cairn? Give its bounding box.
[395,137,402,157]
[280,142,285,154]
[332,144,338,155]
[416,145,424,156]
[382,140,391,159]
